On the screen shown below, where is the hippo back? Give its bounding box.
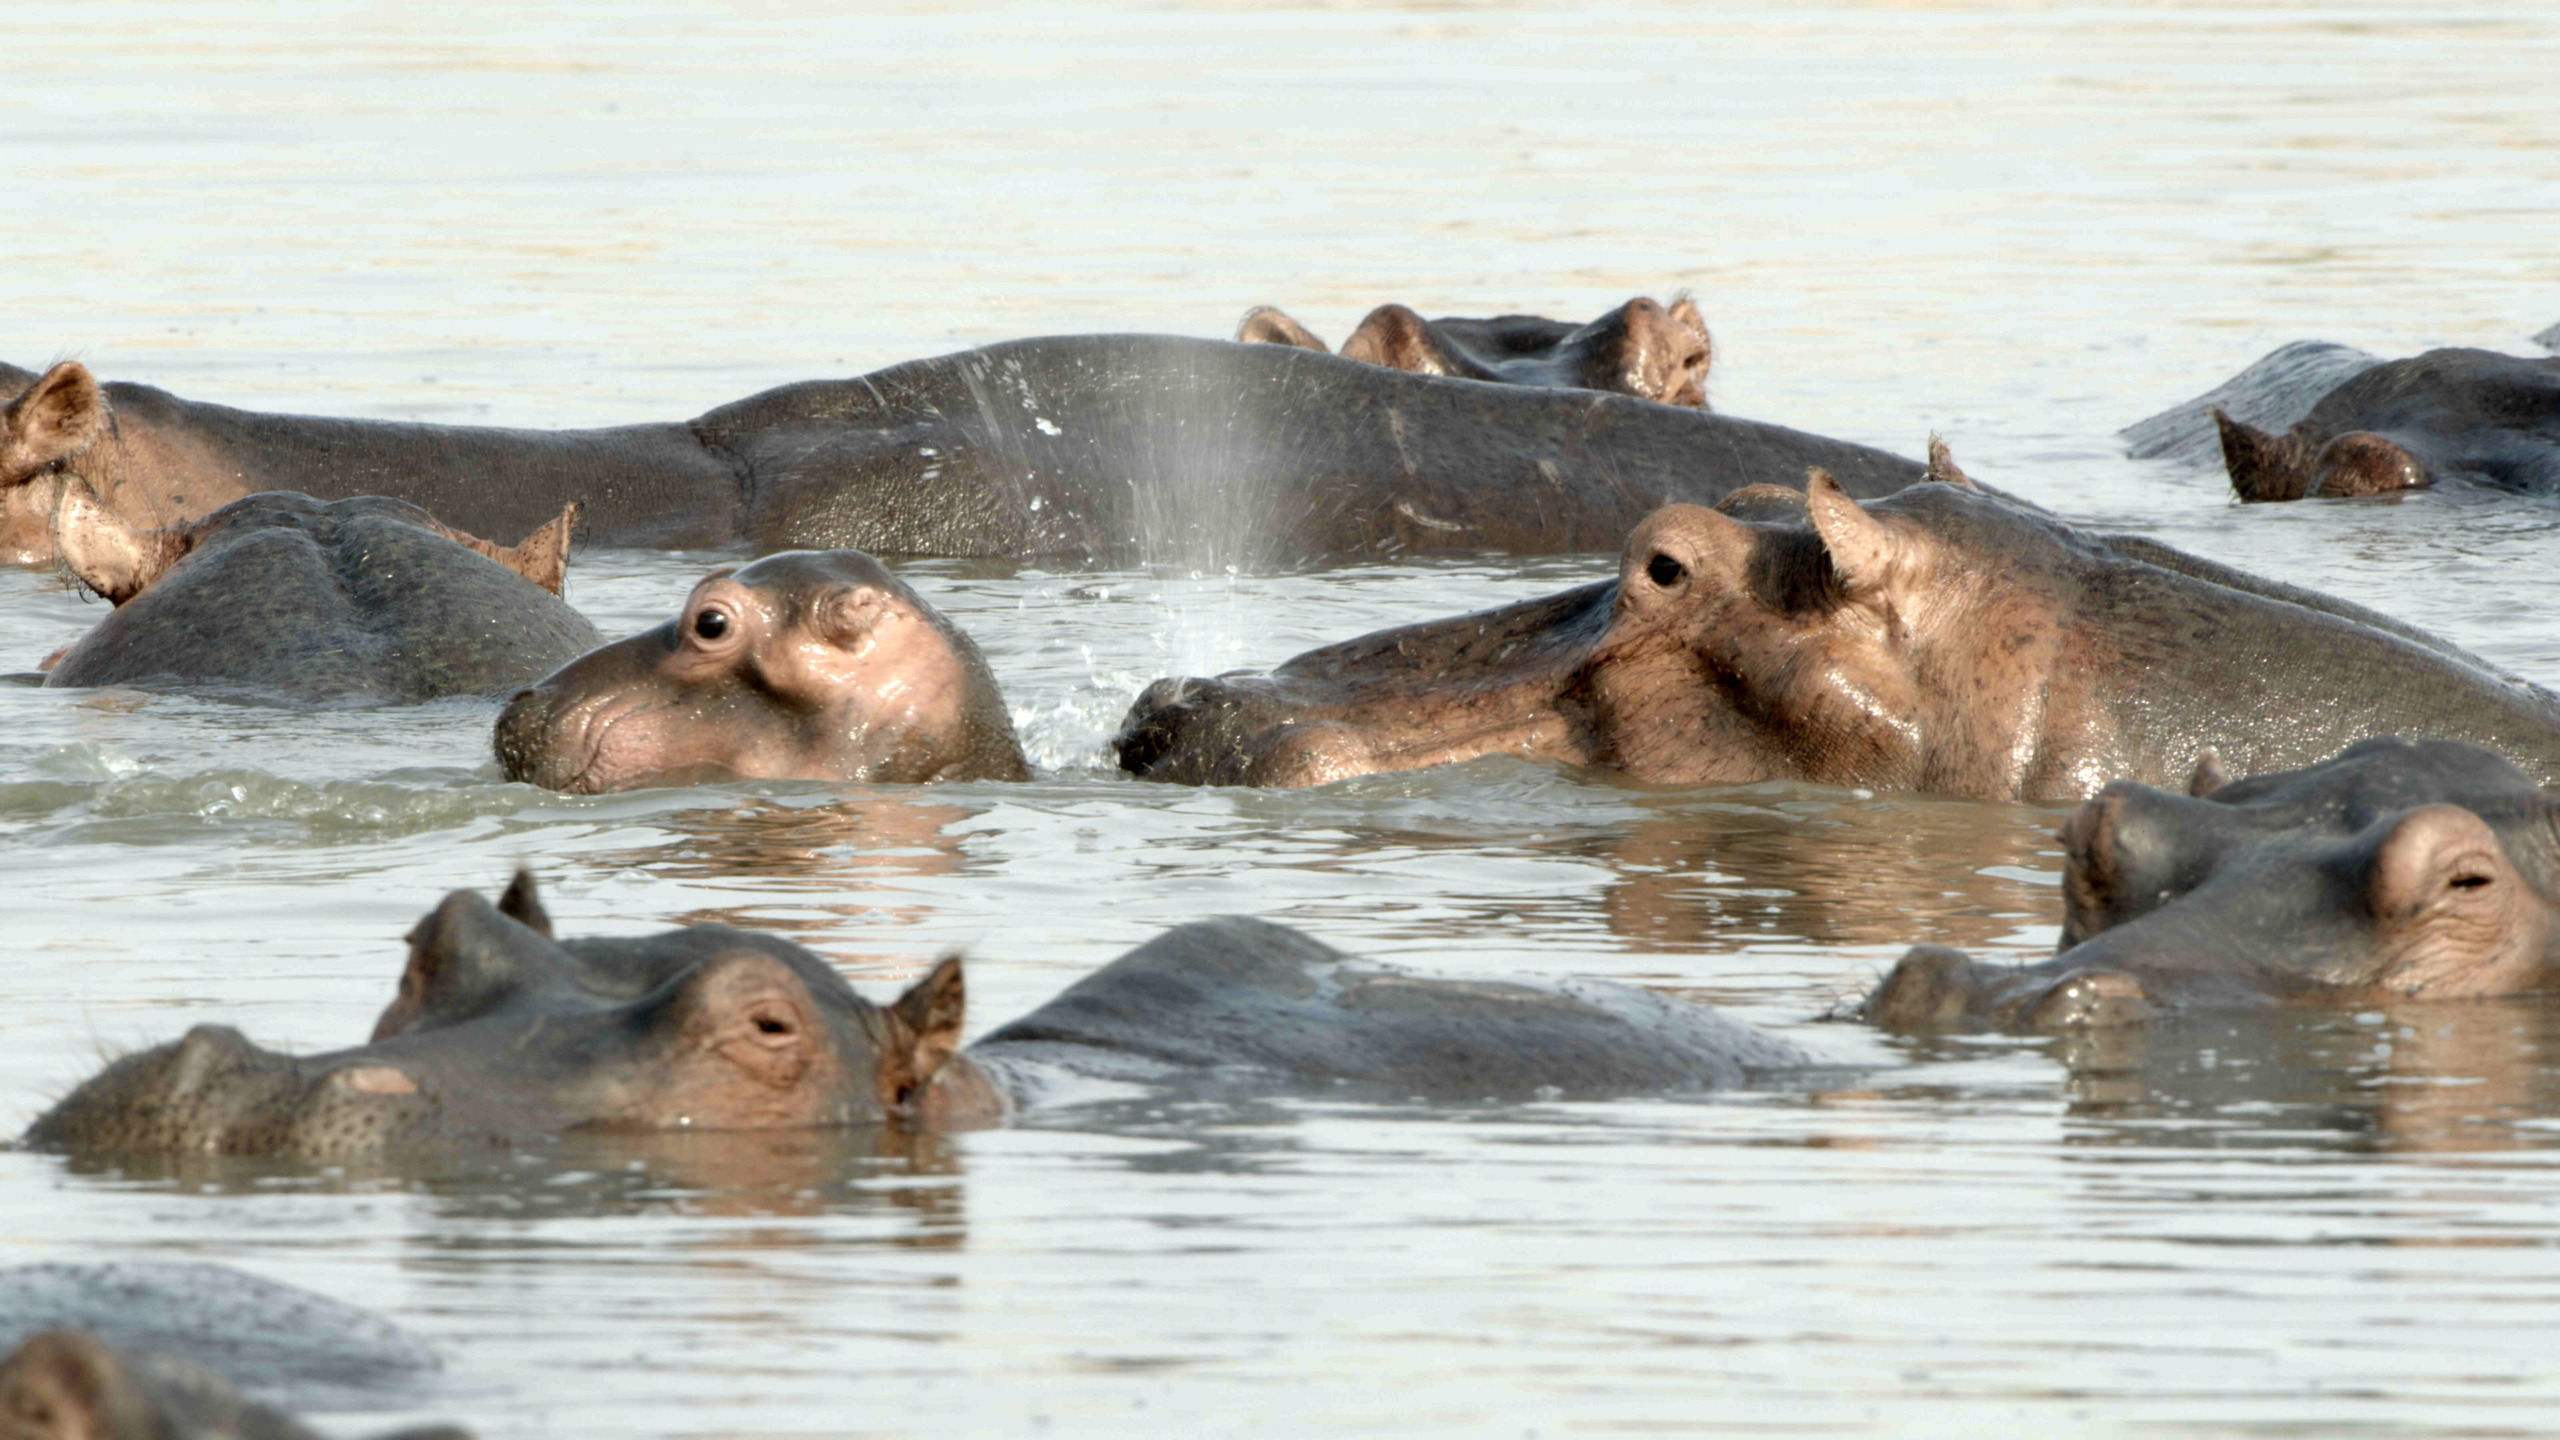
[973,916,1810,1101]
[46,494,603,702]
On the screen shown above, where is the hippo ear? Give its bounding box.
[2213,408,2312,503]
[1339,304,1460,376]
[813,584,893,648]
[50,476,190,604]
[497,869,554,938]
[1,361,106,480]
[1235,306,1330,353]
[2188,747,2231,798]
[1923,435,1977,489]
[373,889,548,1040]
[1668,294,1710,356]
[876,954,966,1115]
[1803,469,1915,602]
[430,503,578,595]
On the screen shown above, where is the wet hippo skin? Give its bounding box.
[0,1331,471,1440]
[1858,737,2560,1033]
[1114,442,2560,798]
[0,336,1922,570]
[39,487,600,703]
[23,875,1813,1160]
[492,549,1028,792]
[1236,295,1714,408]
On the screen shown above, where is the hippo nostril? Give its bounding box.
[1645,553,1687,589]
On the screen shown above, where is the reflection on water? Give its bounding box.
[9,0,2560,1435]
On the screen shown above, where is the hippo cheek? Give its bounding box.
[598,953,867,1131]
[2311,432,2432,497]
[2360,805,2552,997]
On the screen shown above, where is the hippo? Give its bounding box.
[1112,443,2560,799]
[1857,737,2560,1032]
[0,337,1921,571]
[0,1262,466,1440]
[1235,295,1713,408]
[36,486,600,703]
[2121,335,2560,500]
[490,549,1028,792]
[0,1332,470,1440]
[24,875,1812,1159]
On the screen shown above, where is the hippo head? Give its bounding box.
[25,876,972,1159]
[1236,296,1713,408]
[47,481,576,607]
[1114,443,1980,790]
[1863,738,2560,1032]
[492,549,1029,793]
[2213,407,2431,501]
[0,363,105,565]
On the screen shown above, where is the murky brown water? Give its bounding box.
[7,2,2560,1434]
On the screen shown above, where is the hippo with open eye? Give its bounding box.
[36,483,597,703]
[1236,295,1714,408]
[22,874,1813,1159]
[1858,738,2560,1032]
[1113,441,2560,800]
[0,1331,471,1440]
[491,549,1028,792]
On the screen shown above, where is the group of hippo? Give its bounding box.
[9,301,2560,1437]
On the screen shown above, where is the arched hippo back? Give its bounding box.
[44,492,603,703]
[971,916,1811,1100]
[705,336,1926,570]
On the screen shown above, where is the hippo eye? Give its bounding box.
[753,1012,793,1035]
[692,609,731,641]
[1645,553,1687,589]
[2450,873,2492,890]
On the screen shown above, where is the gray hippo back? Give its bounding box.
[973,916,1811,1101]
[42,487,600,703]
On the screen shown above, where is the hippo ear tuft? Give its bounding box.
[1235,306,1330,352]
[2,361,106,478]
[2213,408,2311,503]
[1803,469,1910,602]
[2188,748,2231,798]
[497,869,554,938]
[1923,435,1977,488]
[51,476,188,604]
[879,954,966,1115]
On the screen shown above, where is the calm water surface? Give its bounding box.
[6,2,2560,1434]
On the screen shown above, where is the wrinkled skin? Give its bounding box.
[1115,442,2560,798]
[1857,737,2560,1033]
[2202,347,2560,501]
[0,338,1920,570]
[491,550,1028,792]
[25,875,1810,1159]
[35,488,599,703]
[1236,295,1713,408]
[0,1332,468,1440]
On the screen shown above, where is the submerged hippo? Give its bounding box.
[1858,737,2560,1032]
[25,875,1812,1159]
[0,1332,469,1440]
[1236,295,1713,408]
[491,549,1027,792]
[0,337,1919,571]
[1113,443,2560,799]
[38,486,599,703]
[2122,336,2560,500]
